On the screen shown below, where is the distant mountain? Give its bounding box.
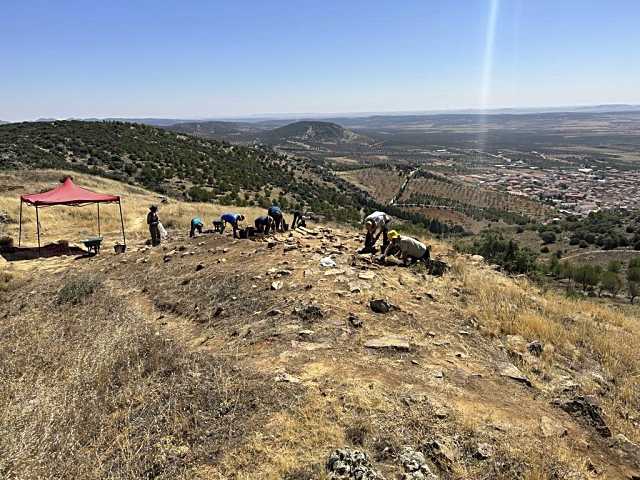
[264,121,374,145]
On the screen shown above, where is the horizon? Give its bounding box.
[2,0,640,122]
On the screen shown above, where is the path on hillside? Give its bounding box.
[389,167,420,206]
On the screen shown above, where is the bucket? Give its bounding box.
[114,244,127,254]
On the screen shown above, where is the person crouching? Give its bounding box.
[255,215,275,235]
[380,230,430,266]
[220,212,245,238]
[190,217,204,237]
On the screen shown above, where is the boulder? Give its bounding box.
[348,313,363,328]
[369,299,393,313]
[553,395,611,437]
[498,363,532,387]
[527,340,544,356]
[271,281,283,291]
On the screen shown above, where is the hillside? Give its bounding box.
[166,120,265,140]
[1,171,640,479]
[0,121,367,223]
[265,121,374,145]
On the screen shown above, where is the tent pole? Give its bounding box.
[18,200,23,247]
[36,205,41,257]
[97,203,101,237]
[118,200,126,245]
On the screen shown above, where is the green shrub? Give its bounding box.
[56,274,103,305]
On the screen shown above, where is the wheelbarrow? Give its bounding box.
[82,237,103,256]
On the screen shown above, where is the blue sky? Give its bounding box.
[2,0,639,121]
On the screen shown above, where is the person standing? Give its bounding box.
[220,212,245,238]
[358,211,392,254]
[268,205,284,232]
[147,205,161,246]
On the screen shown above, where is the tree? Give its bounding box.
[540,231,557,244]
[627,266,640,304]
[607,260,622,273]
[600,271,622,296]
[573,265,601,291]
[629,281,640,305]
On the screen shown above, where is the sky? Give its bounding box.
[2,0,640,121]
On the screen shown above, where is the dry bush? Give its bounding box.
[0,282,300,480]
[56,273,104,305]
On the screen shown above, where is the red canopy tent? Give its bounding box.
[19,177,126,255]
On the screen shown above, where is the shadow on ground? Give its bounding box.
[0,243,89,261]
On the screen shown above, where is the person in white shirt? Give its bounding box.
[380,230,431,266]
[358,211,392,254]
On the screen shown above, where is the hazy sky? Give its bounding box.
[2,0,639,121]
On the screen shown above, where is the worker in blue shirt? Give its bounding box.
[255,215,275,235]
[220,213,245,238]
[268,205,284,232]
[190,217,204,237]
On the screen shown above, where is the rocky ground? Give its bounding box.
[3,217,639,479]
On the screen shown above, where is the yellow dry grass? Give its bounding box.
[450,258,640,442]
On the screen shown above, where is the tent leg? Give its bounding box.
[18,200,23,247]
[97,203,101,237]
[36,205,41,257]
[118,200,126,245]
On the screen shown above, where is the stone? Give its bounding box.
[540,416,567,438]
[358,271,376,280]
[609,434,640,468]
[295,304,323,321]
[271,281,283,291]
[195,263,205,271]
[325,448,384,480]
[498,363,532,387]
[423,438,457,471]
[284,244,297,252]
[399,446,439,479]
[474,443,493,460]
[267,240,277,248]
[274,372,301,384]
[369,298,392,313]
[365,336,410,351]
[348,313,363,328]
[471,254,484,262]
[553,395,611,437]
[163,255,172,263]
[267,309,283,316]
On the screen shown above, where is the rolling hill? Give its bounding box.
[264,120,373,145]
[0,120,366,223]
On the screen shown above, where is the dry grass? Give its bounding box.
[0,169,268,247]
[0,272,301,480]
[451,258,640,442]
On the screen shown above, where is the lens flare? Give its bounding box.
[478,0,500,154]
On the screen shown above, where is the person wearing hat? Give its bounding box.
[220,212,245,238]
[189,217,204,237]
[380,230,431,266]
[147,205,161,246]
[358,211,392,254]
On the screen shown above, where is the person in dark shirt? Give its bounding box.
[255,215,275,234]
[268,205,284,232]
[220,213,245,238]
[291,210,307,229]
[146,205,160,246]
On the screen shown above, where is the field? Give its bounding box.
[337,167,406,204]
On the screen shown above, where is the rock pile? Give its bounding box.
[398,446,439,479]
[326,449,384,479]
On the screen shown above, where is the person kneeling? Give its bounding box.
[379,230,430,266]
